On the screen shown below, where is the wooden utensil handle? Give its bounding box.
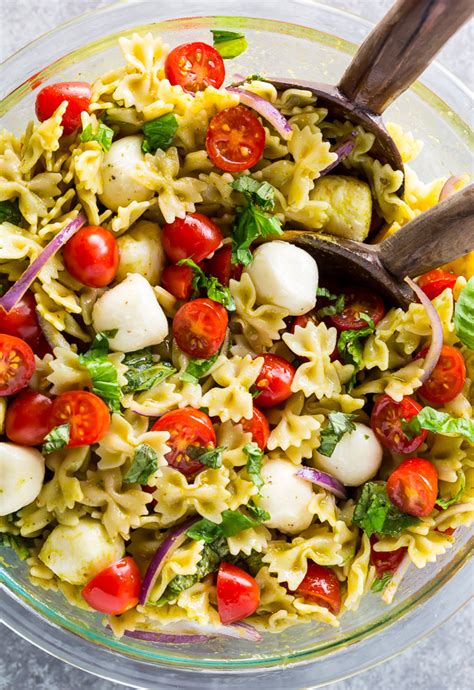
[339,0,472,114]
[378,185,474,278]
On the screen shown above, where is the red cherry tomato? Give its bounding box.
[240,406,270,450]
[162,213,223,265]
[5,389,53,446]
[371,394,427,454]
[81,557,141,615]
[35,82,91,135]
[206,246,243,286]
[165,42,225,93]
[0,291,41,349]
[63,226,119,288]
[49,390,110,446]
[0,334,36,396]
[386,458,438,517]
[161,264,194,301]
[328,287,386,331]
[217,562,260,624]
[369,536,407,577]
[418,345,466,405]
[417,269,458,301]
[254,353,295,409]
[173,298,228,359]
[152,407,216,478]
[293,562,341,614]
[206,105,266,172]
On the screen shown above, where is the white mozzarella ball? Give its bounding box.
[99,135,154,212]
[116,220,166,285]
[39,519,124,585]
[256,458,314,534]
[92,273,169,352]
[245,241,318,315]
[313,423,383,487]
[0,443,45,516]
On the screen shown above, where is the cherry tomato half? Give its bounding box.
[173,297,228,359]
[417,269,458,301]
[5,389,53,446]
[369,536,407,577]
[81,557,141,615]
[0,334,36,396]
[35,81,91,135]
[240,406,270,451]
[49,390,110,446]
[293,562,341,614]
[63,225,119,288]
[386,458,438,517]
[254,353,295,409]
[165,42,225,93]
[151,407,216,478]
[217,562,260,624]
[206,246,243,286]
[418,345,466,405]
[161,264,194,301]
[328,287,386,331]
[0,291,41,348]
[206,105,266,173]
[371,394,427,454]
[162,213,223,265]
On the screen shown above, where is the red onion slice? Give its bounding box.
[226,87,292,140]
[296,467,347,500]
[439,175,464,202]
[121,629,213,644]
[0,213,86,313]
[229,621,263,642]
[119,621,262,644]
[320,131,357,176]
[405,276,444,383]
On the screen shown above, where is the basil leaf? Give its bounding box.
[319,411,357,457]
[186,445,226,469]
[436,471,466,509]
[186,508,268,543]
[239,550,264,576]
[246,500,270,523]
[80,122,114,151]
[316,287,338,300]
[316,292,345,318]
[179,353,219,385]
[371,572,393,593]
[406,406,474,444]
[124,444,158,484]
[0,533,30,560]
[0,199,23,226]
[231,176,276,211]
[42,423,70,454]
[454,277,474,349]
[178,258,235,311]
[123,348,175,393]
[79,330,121,410]
[141,113,178,154]
[337,315,375,368]
[243,442,264,489]
[353,482,419,537]
[211,30,248,59]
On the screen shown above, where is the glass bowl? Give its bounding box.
[1,2,473,687]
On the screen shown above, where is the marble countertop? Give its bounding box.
[0,1,472,688]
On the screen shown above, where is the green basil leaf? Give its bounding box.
[123,348,176,393]
[436,471,466,509]
[454,277,474,350]
[80,122,114,151]
[186,507,268,543]
[231,176,276,210]
[319,412,357,457]
[179,353,219,385]
[79,330,121,410]
[42,424,70,455]
[186,445,226,469]
[406,406,474,444]
[353,482,419,537]
[141,113,178,154]
[124,444,158,484]
[0,199,23,226]
[211,30,248,59]
[0,533,30,560]
[316,293,345,318]
[243,442,264,489]
[337,316,375,368]
[371,571,393,593]
[246,500,270,523]
[178,258,235,311]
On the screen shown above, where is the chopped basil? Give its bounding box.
[179,352,219,385]
[454,277,474,350]
[80,122,114,151]
[79,330,121,411]
[0,199,23,226]
[371,571,393,593]
[124,444,158,484]
[404,406,474,444]
[123,348,176,393]
[178,258,235,311]
[186,445,226,469]
[353,482,419,537]
[337,313,375,368]
[1,533,30,560]
[42,423,70,455]
[243,442,264,490]
[141,113,179,154]
[211,30,248,59]
[186,506,269,543]
[319,411,357,457]
[436,471,466,509]
[316,289,345,318]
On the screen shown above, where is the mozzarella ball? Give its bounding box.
[92,273,169,352]
[313,423,383,487]
[116,220,166,285]
[245,241,318,315]
[0,443,45,516]
[255,458,314,534]
[99,135,153,212]
[39,519,124,585]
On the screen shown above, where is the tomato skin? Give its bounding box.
[81,557,141,615]
[173,298,228,359]
[165,42,225,93]
[49,390,110,446]
[152,407,216,477]
[387,458,438,518]
[217,562,260,624]
[328,287,386,331]
[161,264,194,301]
[5,389,53,446]
[418,269,458,301]
[206,105,266,172]
[418,345,466,405]
[0,291,42,350]
[63,226,119,288]
[371,394,427,454]
[162,213,223,265]
[369,536,407,577]
[293,562,341,614]
[206,246,243,286]
[0,334,36,396]
[254,353,295,409]
[35,82,91,135]
[240,406,270,450]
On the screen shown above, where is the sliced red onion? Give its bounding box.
[226,86,292,140]
[405,276,443,383]
[139,517,199,605]
[0,213,86,313]
[121,629,213,644]
[439,175,464,202]
[118,621,262,644]
[228,621,263,642]
[320,131,357,176]
[296,467,347,500]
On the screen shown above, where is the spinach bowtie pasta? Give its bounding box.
[1,30,473,642]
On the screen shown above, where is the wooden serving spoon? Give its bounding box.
[280,184,474,307]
